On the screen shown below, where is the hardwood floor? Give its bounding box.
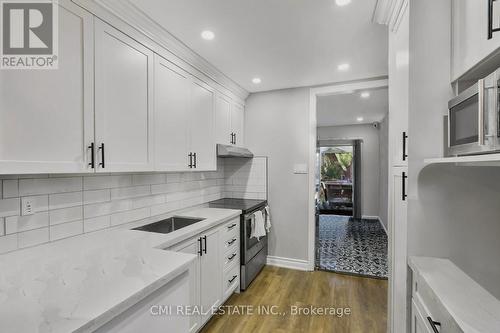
[201,266,387,333]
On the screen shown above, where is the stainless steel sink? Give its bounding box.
[132,216,205,234]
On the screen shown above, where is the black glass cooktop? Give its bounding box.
[208,198,267,214]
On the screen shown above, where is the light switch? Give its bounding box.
[21,197,34,216]
[293,164,308,174]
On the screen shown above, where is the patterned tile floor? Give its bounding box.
[316,215,388,279]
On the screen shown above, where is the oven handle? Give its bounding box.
[478,78,485,146]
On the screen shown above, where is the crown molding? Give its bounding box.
[373,0,408,32]
[72,0,249,101]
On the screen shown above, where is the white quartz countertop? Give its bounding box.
[409,256,500,333]
[0,207,241,333]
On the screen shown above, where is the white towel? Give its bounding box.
[264,205,272,232]
[252,210,266,240]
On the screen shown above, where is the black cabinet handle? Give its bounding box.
[198,237,203,256]
[228,275,237,283]
[98,143,105,168]
[234,133,237,145]
[227,238,237,246]
[230,133,233,144]
[402,172,408,201]
[88,142,95,169]
[227,223,237,230]
[426,317,441,333]
[203,235,207,254]
[228,253,237,261]
[403,131,408,161]
[488,0,500,39]
[188,153,193,168]
[193,152,197,169]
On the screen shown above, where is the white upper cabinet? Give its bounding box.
[94,19,154,172]
[215,94,245,147]
[215,94,232,145]
[190,78,216,171]
[154,56,191,171]
[231,103,245,147]
[0,0,94,174]
[153,55,216,172]
[452,0,500,80]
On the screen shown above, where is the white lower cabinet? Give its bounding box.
[94,270,191,333]
[411,299,433,333]
[169,217,240,332]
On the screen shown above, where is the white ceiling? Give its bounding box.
[317,87,388,127]
[129,0,388,92]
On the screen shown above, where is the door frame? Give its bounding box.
[307,78,390,317]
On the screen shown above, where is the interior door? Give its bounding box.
[190,77,216,171]
[231,103,245,146]
[0,0,94,174]
[215,94,232,145]
[94,19,154,172]
[154,55,191,171]
[200,228,221,325]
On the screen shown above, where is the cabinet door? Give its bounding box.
[94,20,154,172]
[154,56,191,171]
[390,167,408,333]
[0,0,94,174]
[231,103,245,147]
[452,0,500,80]
[200,228,222,325]
[190,78,216,171]
[411,300,433,333]
[174,237,202,333]
[215,94,232,145]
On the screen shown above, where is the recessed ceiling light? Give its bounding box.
[201,30,215,40]
[356,116,364,122]
[337,63,350,71]
[252,77,262,84]
[361,92,370,98]
[336,0,352,6]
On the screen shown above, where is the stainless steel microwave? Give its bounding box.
[448,69,500,156]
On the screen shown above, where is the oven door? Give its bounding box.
[242,208,267,264]
[448,77,499,156]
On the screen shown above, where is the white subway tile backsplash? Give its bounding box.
[0,158,263,253]
[132,174,166,185]
[0,234,17,254]
[83,189,110,205]
[49,192,82,210]
[50,220,83,241]
[49,206,83,225]
[5,212,49,234]
[84,216,110,233]
[2,180,19,198]
[0,198,20,217]
[110,207,150,226]
[110,185,151,200]
[83,175,133,190]
[18,228,49,248]
[19,177,82,196]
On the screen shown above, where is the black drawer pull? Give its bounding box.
[427,317,441,333]
[227,223,237,230]
[228,253,237,260]
[197,237,203,256]
[98,143,105,168]
[228,275,237,283]
[203,235,207,254]
[227,238,237,245]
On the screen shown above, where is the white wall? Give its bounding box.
[245,88,310,261]
[317,124,384,221]
[408,0,500,299]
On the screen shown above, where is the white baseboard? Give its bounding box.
[362,215,387,235]
[266,256,311,271]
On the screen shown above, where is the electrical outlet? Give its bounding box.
[21,197,34,216]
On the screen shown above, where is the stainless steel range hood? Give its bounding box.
[217,144,254,158]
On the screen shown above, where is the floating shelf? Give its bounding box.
[424,153,500,166]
